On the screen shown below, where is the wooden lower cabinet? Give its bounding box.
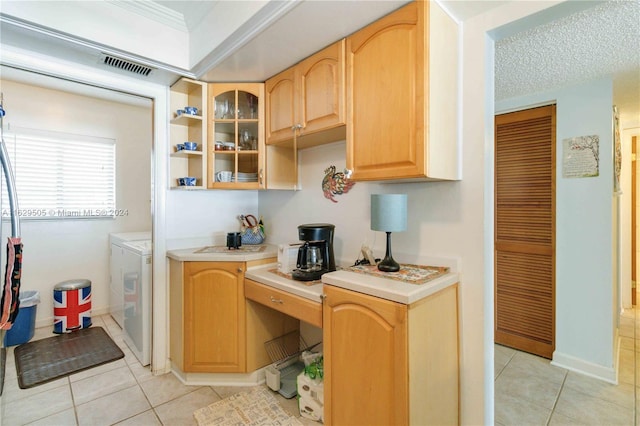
[323,284,459,425]
[169,258,296,374]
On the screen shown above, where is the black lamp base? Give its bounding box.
[377,231,400,272]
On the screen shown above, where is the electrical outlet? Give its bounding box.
[361,244,376,265]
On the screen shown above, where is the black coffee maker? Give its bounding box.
[292,223,336,281]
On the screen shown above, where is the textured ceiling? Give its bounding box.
[495,0,640,124]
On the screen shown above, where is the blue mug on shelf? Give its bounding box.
[184,142,197,151]
[184,106,198,115]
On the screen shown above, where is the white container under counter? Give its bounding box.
[245,264,324,303]
[167,244,278,262]
[322,255,460,305]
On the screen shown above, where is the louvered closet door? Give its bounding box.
[495,105,556,359]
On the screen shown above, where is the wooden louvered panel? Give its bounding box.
[494,105,555,359]
[496,251,553,294]
[497,208,552,244]
[497,291,553,338]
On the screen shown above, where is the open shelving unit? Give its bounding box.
[169,78,207,189]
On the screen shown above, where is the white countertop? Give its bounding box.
[167,244,278,262]
[245,263,324,303]
[246,263,459,305]
[321,269,459,304]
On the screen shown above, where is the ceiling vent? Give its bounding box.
[100,54,155,77]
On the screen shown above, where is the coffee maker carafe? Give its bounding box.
[292,223,336,281]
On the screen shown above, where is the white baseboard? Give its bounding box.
[171,361,266,387]
[551,350,617,384]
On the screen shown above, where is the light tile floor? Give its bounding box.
[2,314,317,426]
[6,310,638,425]
[495,307,638,425]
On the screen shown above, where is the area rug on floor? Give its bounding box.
[194,387,302,426]
[14,326,124,389]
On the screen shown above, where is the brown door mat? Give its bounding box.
[14,326,124,389]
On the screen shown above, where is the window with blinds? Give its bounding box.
[1,127,116,220]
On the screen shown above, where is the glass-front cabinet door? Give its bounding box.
[208,83,265,189]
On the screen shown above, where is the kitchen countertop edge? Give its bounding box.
[245,264,324,303]
[166,244,278,262]
[246,264,459,305]
[321,269,460,304]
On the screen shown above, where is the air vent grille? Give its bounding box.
[100,54,154,77]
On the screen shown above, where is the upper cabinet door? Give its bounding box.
[298,39,346,137]
[265,40,346,147]
[346,1,459,182]
[265,68,296,145]
[347,2,423,181]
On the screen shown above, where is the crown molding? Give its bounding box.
[107,0,188,32]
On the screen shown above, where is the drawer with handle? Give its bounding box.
[245,279,322,327]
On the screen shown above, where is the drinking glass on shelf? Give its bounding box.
[241,130,252,150]
[216,100,229,119]
[247,94,257,119]
[225,100,235,119]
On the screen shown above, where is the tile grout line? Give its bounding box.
[494,348,516,381]
[68,375,80,426]
[545,369,568,426]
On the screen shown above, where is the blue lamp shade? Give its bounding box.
[371,194,407,232]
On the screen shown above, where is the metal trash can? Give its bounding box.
[4,290,40,346]
[53,279,92,334]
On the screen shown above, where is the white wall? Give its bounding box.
[0,79,152,328]
[259,141,465,265]
[165,189,259,247]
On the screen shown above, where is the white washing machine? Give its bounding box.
[109,232,151,329]
[121,239,152,366]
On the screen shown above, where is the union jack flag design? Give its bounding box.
[53,286,92,333]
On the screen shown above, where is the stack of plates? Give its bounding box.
[236,172,258,182]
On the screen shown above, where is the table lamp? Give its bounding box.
[371,194,407,272]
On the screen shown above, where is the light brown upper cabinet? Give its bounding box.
[265,39,346,149]
[346,0,459,181]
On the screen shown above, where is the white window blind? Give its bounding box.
[1,126,115,220]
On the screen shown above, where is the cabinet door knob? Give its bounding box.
[259,168,263,185]
[237,268,243,273]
